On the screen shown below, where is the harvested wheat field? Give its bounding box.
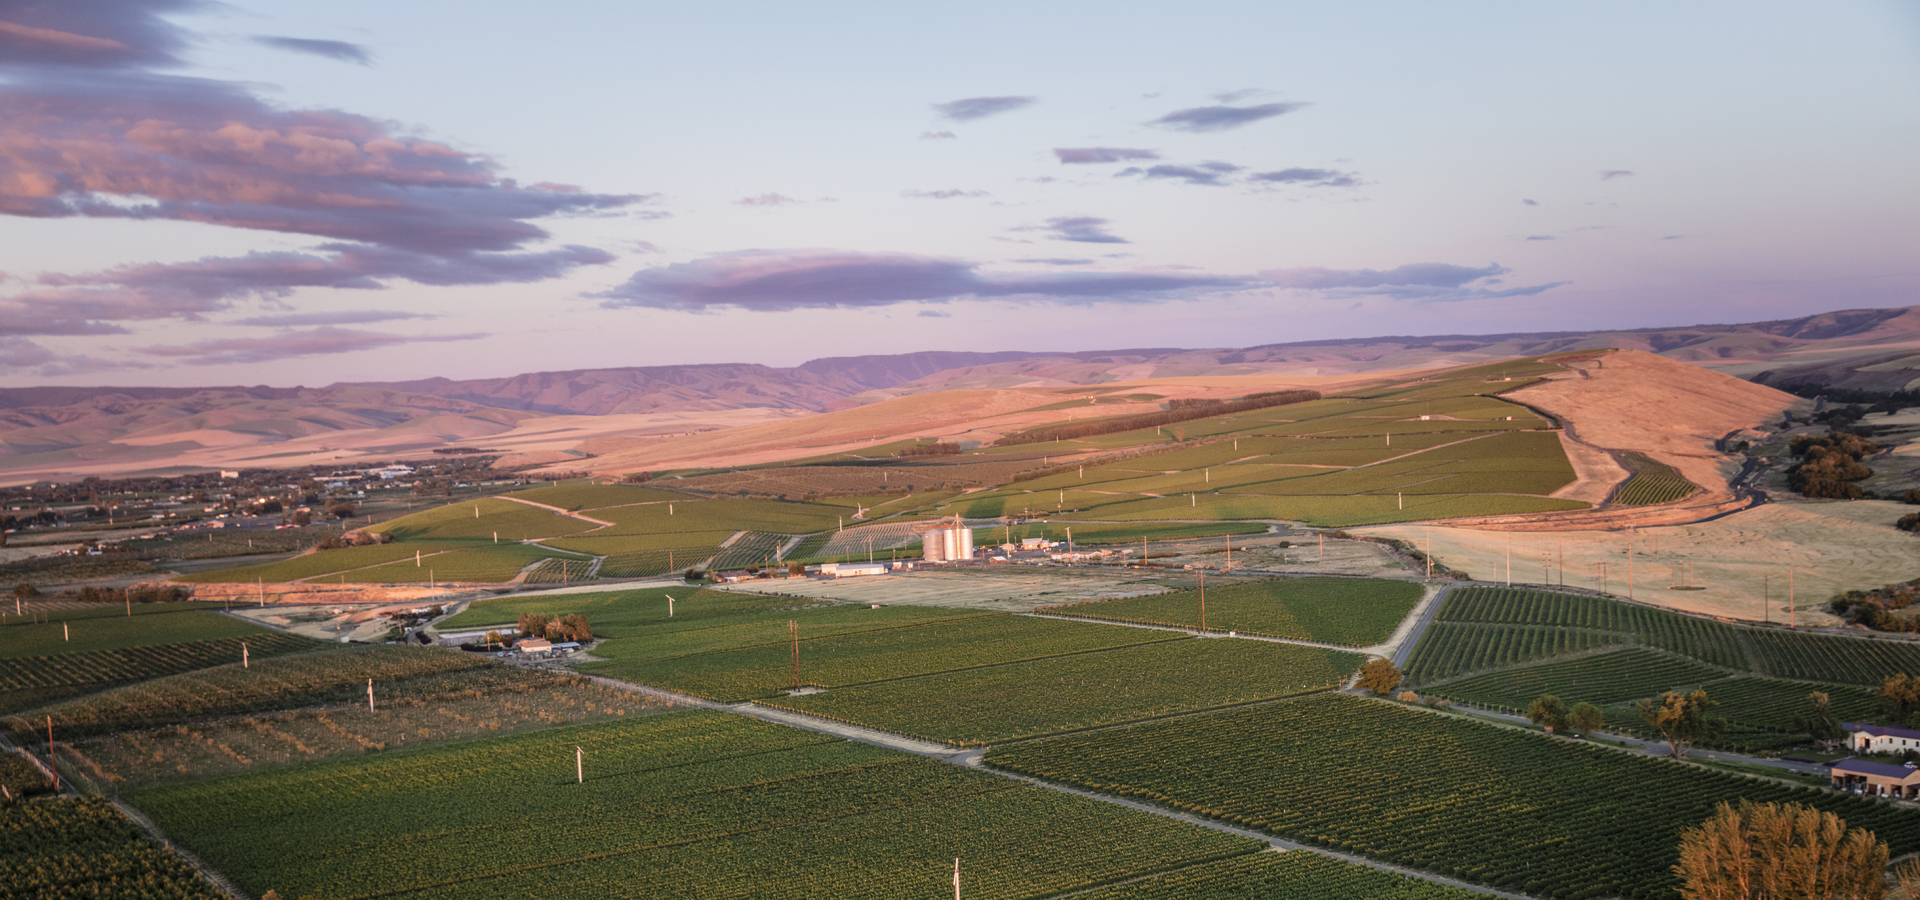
[1361,500,1920,626]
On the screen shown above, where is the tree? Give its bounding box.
[1673,800,1887,900]
[484,630,505,650]
[1569,702,1606,737]
[1356,659,1402,695]
[1795,691,1849,753]
[325,499,356,520]
[788,561,807,577]
[1528,695,1571,733]
[517,612,551,639]
[292,510,312,526]
[1635,690,1725,760]
[1878,674,1920,726]
[12,583,38,600]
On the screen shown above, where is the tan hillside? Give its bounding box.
[1509,350,1800,496]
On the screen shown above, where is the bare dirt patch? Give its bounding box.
[1360,500,1920,626]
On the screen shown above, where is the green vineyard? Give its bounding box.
[134,711,1264,900]
[1611,452,1699,506]
[1402,622,1623,683]
[1048,577,1423,647]
[987,693,1920,900]
[0,631,327,717]
[0,797,225,900]
[1074,851,1485,900]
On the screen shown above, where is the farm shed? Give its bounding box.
[1831,759,1920,798]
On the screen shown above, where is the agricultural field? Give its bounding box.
[522,556,600,584]
[44,662,672,792]
[1612,452,1700,505]
[371,497,597,542]
[0,603,262,658]
[0,553,160,585]
[987,693,1920,900]
[0,752,52,798]
[133,711,1266,900]
[588,614,1175,702]
[1045,576,1422,647]
[342,541,570,583]
[1403,586,1920,748]
[506,482,689,509]
[1073,851,1484,900]
[171,541,436,583]
[767,638,1362,744]
[0,631,325,717]
[0,796,225,900]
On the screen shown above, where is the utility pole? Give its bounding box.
[243,643,249,669]
[1505,534,1511,586]
[666,594,675,617]
[1627,547,1633,600]
[789,620,800,690]
[954,858,962,900]
[576,746,584,784]
[1763,575,1769,623]
[1789,568,1795,628]
[367,678,375,713]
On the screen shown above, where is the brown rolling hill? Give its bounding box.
[0,304,1911,484]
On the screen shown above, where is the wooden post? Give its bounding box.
[666,594,675,617]
[954,858,961,900]
[576,746,583,784]
[1763,575,1769,623]
[789,620,800,690]
[243,643,249,668]
[367,678,375,712]
[46,716,55,790]
[1397,492,1402,510]
[1789,568,1794,628]
[1627,547,1633,599]
[125,592,130,616]
[1505,534,1511,586]
[63,622,68,641]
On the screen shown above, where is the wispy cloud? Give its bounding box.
[1027,216,1129,244]
[595,249,1244,312]
[1600,170,1635,180]
[251,36,372,65]
[135,328,485,366]
[1525,235,1556,241]
[1262,262,1566,302]
[932,96,1035,121]
[1012,258,1094,266]
[1522,198,1539,206]
[1116,162,1242,186]
[1148,102,1308,133]
[919,130,957,140]
[735,193,802,207]
[901,189,990,200]
[1054,147,1160,164]
[1248,167,1359,188]
[230,310,433,327]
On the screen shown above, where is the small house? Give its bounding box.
[1845,722,1920,755]
[517,638,552,653]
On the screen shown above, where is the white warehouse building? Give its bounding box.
[919,518,975,563]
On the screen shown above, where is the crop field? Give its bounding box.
[0,796,225,900]
[0,631,325,717]
[1046,577,1422,647]
[1059,491,1588,528]
[52,665,672,792]
[1420,647,1728,708]
[439,586,834,632]
[373,497,596,542]
[0,553,160,585]
[522,556,599,584]
[601,606,982,664]
[546,530,737,556]
[0,603,272,659]
[133,711,1264,900]
[587,614,1176,702]
[1612,452,1699,506]
[170,541,443,583]
[1074,851,1484,900]
[0,752,52,798]
[1428,586,1920,684]
[341,541,568,583]
[1403,622,1624,683]
[6,645,486,741]
[987,693,1920,900]
[584,498,848,535]
[767,638,1362,745]
[1746,628,1920,685]
[713,531,793,569]
[507,483,689,509]
[595,547,711,577]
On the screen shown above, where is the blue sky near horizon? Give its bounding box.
[0,0,1916,387]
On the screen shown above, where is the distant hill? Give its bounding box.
[0,305,1912,483]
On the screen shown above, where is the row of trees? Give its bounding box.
[1787,431,1881,499]
[517,612,592,643]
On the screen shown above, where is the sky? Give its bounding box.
[1,0,1916,387]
